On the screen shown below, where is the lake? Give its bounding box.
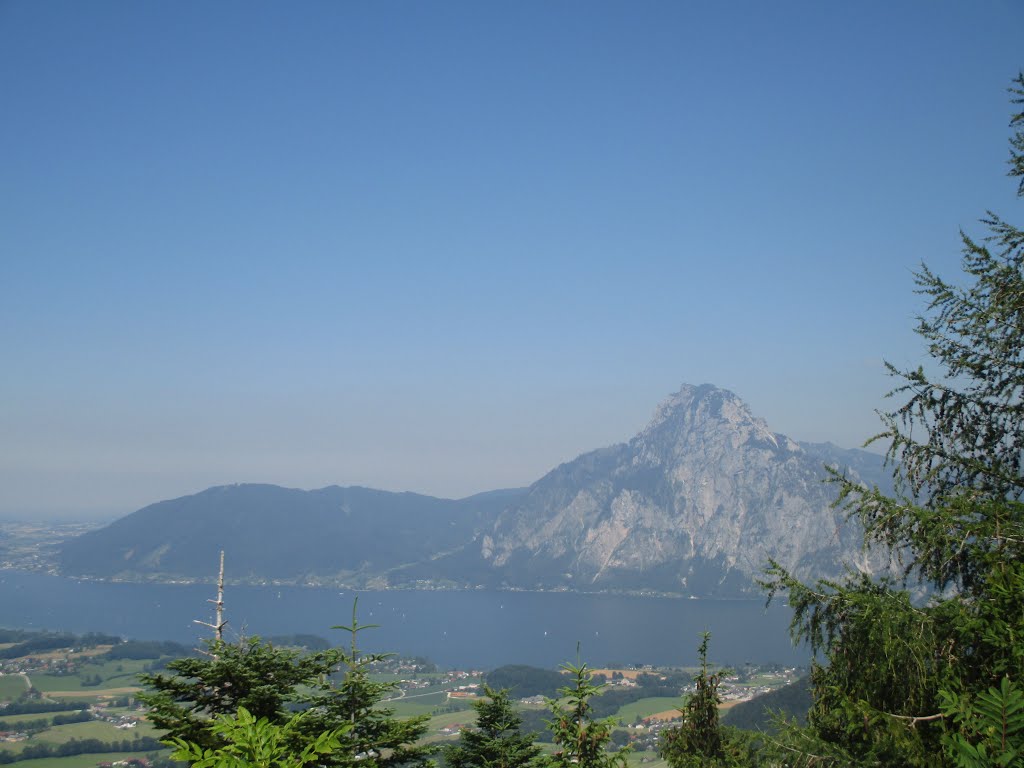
[0,571,807,669]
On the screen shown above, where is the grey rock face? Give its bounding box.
[480,384,883,595]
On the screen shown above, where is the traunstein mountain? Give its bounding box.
[461,383,886,595]
[58,384,887,596]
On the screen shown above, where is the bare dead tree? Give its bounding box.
[193,550,227,654]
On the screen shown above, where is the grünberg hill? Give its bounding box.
[58,384,889,596]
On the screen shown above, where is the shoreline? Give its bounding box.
[3,568,767,602]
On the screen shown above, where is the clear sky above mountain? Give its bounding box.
[1,1,1021,517]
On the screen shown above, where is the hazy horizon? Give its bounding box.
[0,380,885,521]
[2,2,1021,519]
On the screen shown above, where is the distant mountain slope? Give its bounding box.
[58,484,524,583]
[798,441,893,496]
[58,384,890,595]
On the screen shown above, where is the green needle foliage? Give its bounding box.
[139,637,340,752]
[297,599,432,768]
[443,685,542,768]
[142,600,430,768]
[659,633,725,766]
[760,73,1024,767]
[545,655,629,768]
[659,634,754,768]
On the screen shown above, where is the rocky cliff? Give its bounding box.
[464,384,886,595]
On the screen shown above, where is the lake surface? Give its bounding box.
[0,572,807,669]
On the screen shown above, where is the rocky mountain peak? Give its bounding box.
[642,383,755,431]
[634,383,800,467]
[479,383,875,595]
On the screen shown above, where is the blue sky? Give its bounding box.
[2,1,1022,517]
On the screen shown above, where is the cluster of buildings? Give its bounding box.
[0,655,78,677]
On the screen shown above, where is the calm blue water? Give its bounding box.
[0,572,806,669]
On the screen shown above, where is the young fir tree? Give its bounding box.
[545,656,629,768]
[142,600,430,768]
[659,633,752,768]
[443,686,542,768]
[761,73,1024,768]
[297,600,432,768]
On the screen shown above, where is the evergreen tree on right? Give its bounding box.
[761,73,1024,767]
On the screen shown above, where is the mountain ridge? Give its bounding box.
[57,384,889,595]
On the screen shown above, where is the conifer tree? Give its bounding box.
[443,686,542,768]
[659,633,724,767]
[761,73,1024,768]
[659,634,754,768]
[139,637,340,752]
[142,601,431,768]
[297,600,432,768]
[546,656,629,768]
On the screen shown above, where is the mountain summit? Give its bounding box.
[58,384,886,596]
[468,384,883,594]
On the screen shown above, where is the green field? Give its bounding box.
[28,676,141,695]
[0,720,155,751]
[0,712,82,727]
[28,720,157,745]
[421,709,476,744]
[389,698,442,718]
[0,718,160,759]
[0,750,170,768]
[615,697,682,723]
[0,674,29,699]
[15,658,150,697]
[78,660,150,680]
[626,750,668,768]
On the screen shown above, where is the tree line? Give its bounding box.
[0,699,94,716]
[0,708,92,734]
[0,632,121,660]
[0,736,164,763]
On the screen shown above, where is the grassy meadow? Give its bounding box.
[0,676,28,699]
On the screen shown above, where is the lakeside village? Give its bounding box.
[0,638,801,763]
